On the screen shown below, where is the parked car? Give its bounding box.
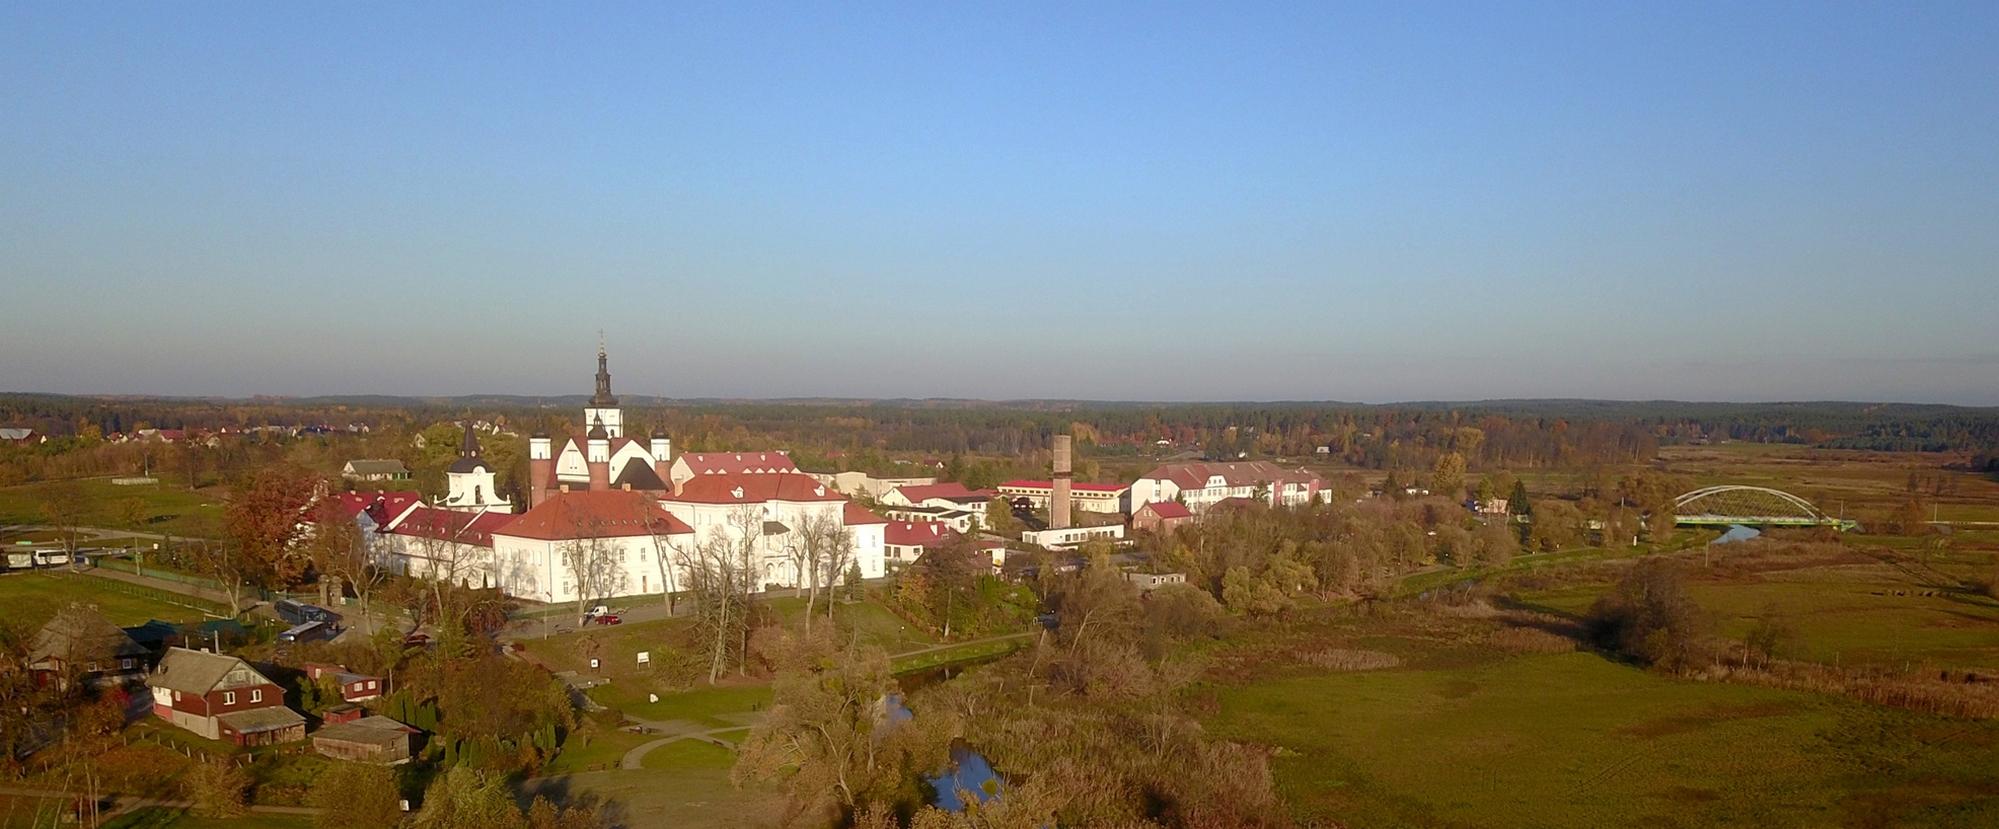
[592,614,622,626]
[403,632,432,648]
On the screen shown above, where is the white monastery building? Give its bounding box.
[327,348,889,605]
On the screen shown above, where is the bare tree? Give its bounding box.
[635,494,683,615]
[677,532,747,684]
[183,538,254,616]
[307,499,384,635]
[559,516,628,627]
[37,481,89,565]
[677,504,765,683]
[404,509,477,628]
[795,510,854,633]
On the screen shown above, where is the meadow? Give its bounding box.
[0,571,223,626]
[1210,650,1999,828]
[0,478,225,540]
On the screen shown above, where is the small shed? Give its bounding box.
[217,706,307,746]
[312,716,415,764]
[322,703,365,725]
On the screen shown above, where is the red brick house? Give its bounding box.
[303,662,385,702]
[145,647,305,745]
[1131,500,1194,534]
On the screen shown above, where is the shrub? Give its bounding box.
[1586,557,1712,671]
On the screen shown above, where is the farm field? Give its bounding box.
[1209,650,1999,828]
[0,571,221,626]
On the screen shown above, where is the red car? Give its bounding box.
[592,614,622,625]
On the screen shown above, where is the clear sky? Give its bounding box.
[2,2,1995,403]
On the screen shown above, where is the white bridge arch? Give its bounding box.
[1672,485,1848,528]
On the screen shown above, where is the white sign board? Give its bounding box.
[637,651,650,665]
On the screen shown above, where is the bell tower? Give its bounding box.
[582,339,623,439]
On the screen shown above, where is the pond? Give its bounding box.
[883,695,1004,812]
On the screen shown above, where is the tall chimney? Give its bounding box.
[1051,434,1073,530]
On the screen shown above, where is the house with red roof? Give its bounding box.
[883,520,957,567]
[486,490,695,604]
[1131,500,1194,534]
[659,473,889,588]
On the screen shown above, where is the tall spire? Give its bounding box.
[590,342,618,407]
[459,422,481,458]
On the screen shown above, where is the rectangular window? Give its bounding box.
[223,691,236,706]
[251,689,262,703]
[367,680,377,690]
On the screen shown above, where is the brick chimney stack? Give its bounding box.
[1051,435,1073,530]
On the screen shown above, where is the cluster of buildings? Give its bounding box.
[25,604,407,758]
[318,349,1334,606]
[322,349,891,606]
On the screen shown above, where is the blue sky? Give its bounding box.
[2,2,1995,403]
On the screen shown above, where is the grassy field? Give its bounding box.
[640,739,735,772]
[1209,650,1999,828]
[0,478,225,539]
[0,571,223,626]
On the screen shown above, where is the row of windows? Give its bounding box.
[220,689,263,706]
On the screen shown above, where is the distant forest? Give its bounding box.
[5,394,1996,466]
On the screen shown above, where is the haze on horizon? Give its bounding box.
[2,3,1995,406]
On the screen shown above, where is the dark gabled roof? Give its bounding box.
[32,606,148,664]
[611,458,669,492]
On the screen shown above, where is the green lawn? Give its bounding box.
[0,478,225,539]
[640,739,735,772]
[542,726,653,776]
[594,683,772,728]
[1208,651,1999,829]
[0,571,222,626]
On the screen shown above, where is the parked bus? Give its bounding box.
[274,599,336,626]
[278,621,332,643]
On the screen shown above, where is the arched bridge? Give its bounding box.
[1672,485,1855,531]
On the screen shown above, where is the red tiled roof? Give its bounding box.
[676,452,800,477]
[884,520,957,547]
[843,502,889,526]
[1137,501,1192,519]
[493,490,692,541]
[998,480,1128,493]
[389,507,517,548]
[667,472,842,504]
[332,491,423,527]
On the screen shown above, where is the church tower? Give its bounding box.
[444,423,510,513]
[583,344,623,439]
